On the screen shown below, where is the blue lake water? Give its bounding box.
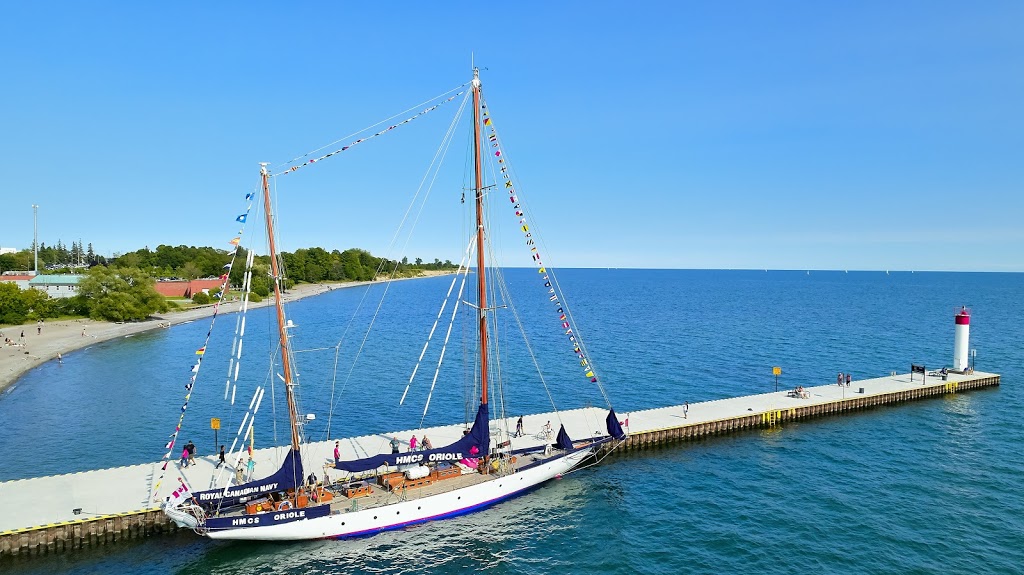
[2,269,1022,574]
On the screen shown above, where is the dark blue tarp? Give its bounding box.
[335,403,490,472]
[606,409,626,440]
[193,449,303,507]
[555,424,574,450]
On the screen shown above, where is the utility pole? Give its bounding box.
[32,204,39,274]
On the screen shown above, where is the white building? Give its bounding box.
[28,274,83,299]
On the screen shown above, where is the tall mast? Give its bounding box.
[472,68,489,407]
[260,163,302,451]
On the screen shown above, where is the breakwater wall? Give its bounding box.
[0,371,1000,558]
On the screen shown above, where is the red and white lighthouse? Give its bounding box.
[954,307,970,371]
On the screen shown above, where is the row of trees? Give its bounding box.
[1,244,459,325]
[112,245,458,285]
[0,242,106,274]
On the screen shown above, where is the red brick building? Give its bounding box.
[154,279,224,298]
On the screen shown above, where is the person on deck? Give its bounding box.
[246,457,256,481]
[334,441,340,461]
[515,416,524,437]
[216,445,226,469]
[390,437,400,453]
[421,435,432,450]
[409,435,418,451]
[846,373,852,387]
[179,447,190,468]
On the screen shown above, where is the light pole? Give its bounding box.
[32,204,39,274]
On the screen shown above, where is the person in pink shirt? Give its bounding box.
[409,435,418,451]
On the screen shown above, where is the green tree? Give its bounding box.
[0,283,28,324]
[78,266,169,322]
[179,262,202,281]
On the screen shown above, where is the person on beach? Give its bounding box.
[515,416,524,437]
[409,435,417,451]
[334,441,340,461]
[216,445,226,469]
[57,352,63,364]
[81,327,86,337]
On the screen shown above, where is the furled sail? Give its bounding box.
[606,409,626,440]
[192,449,304,508]
[335,404,490,472]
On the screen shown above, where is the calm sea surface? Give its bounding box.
[2,269,1022,574]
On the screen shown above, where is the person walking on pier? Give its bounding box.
[185,441,196,466]
[179,446,190,468]
[684,402,689,419]
[846,373,852,387]
[515,416,524,437]
[216,445,226,469]
[334,441,341,461]
[837,372,844,387]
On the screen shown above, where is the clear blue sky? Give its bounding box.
[1,2,1021,271]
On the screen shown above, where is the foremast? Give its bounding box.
[260,163,302,451]
[472,69,490,408]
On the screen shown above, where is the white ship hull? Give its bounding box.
[205,447,592,541]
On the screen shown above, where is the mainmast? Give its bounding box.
[260,163,302,451]
[472,68,489,407]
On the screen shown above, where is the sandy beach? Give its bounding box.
[0,282,348,394]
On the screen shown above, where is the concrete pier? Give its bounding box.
[0,369,1000,557]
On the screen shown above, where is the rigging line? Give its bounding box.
[274,86,470,177]
[401,234,477,405]
[358,89,466,300]
[418,253,474,426]
[327,92,471,432]
[275,82,470,168]
[491,248,564,421]
[483,101,614,410]
[375,90,470,278]
[325,342,342,440]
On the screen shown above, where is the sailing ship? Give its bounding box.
[160,68,626,541]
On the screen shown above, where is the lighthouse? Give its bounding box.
[954,307,970,371]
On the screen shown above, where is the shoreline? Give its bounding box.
[0,281,353,395]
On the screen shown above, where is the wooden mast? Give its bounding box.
[472,68,489,406]
[260,163,302,451]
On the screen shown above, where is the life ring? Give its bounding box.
[278,499,291,511]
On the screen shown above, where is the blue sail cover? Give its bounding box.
[193,449,304,507]
[606,408,626,440]
[555,424,574,450]
[335,403,490,473]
